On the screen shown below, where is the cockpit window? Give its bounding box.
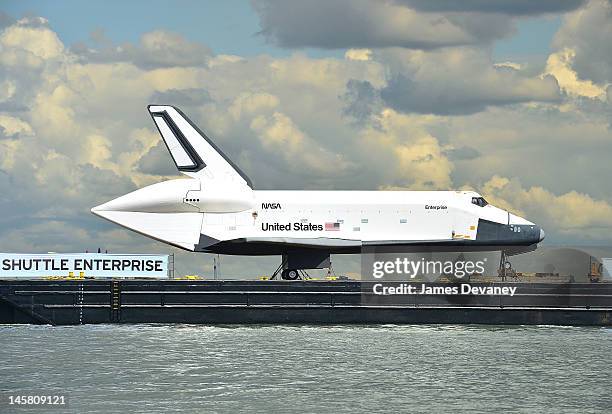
[471,197,488,207]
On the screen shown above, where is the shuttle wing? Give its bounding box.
[148,105,253,188]
[92,210,203,251]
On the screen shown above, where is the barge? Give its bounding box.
[1,279,610,326]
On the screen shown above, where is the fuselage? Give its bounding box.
[92,179,544,255]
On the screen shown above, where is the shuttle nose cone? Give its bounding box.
[91,204,104,216]
[539,228,546,242]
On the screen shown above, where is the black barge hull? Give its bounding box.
[1,280,610,326]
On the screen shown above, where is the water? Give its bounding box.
[1,324,611,414]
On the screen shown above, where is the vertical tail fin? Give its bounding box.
[148,105,253,188]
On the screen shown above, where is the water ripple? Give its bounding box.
[1,324,611,413]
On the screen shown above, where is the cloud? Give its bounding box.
[253,0,587,51]
[341,79,383,125]
[345,48,561,116]
[482,175,612,239]
[399,0,586,15]
[0,114,33,139]
[250,111,352,175]
[552,0,612,84]
[359,109,454,189]
[71,30,212,69]
[494,61,523,71]
[229,92,280,121]
[253,0,516,50]
[0,79,16,103]
[345,49,372,61]
[441,103,612,201]
[150,88,212,107]
[0,17,64,67]
[137,142,180,176]
[545,48,606,98]
[443,145,481,161]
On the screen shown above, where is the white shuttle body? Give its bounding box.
[92,106,544,278]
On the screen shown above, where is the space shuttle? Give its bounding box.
[92,105,545,279]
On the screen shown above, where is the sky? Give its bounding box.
[0,0,611,276]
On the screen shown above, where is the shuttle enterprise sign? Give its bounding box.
[0,253,169,278]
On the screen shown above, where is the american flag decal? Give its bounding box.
[325,222,340,231]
